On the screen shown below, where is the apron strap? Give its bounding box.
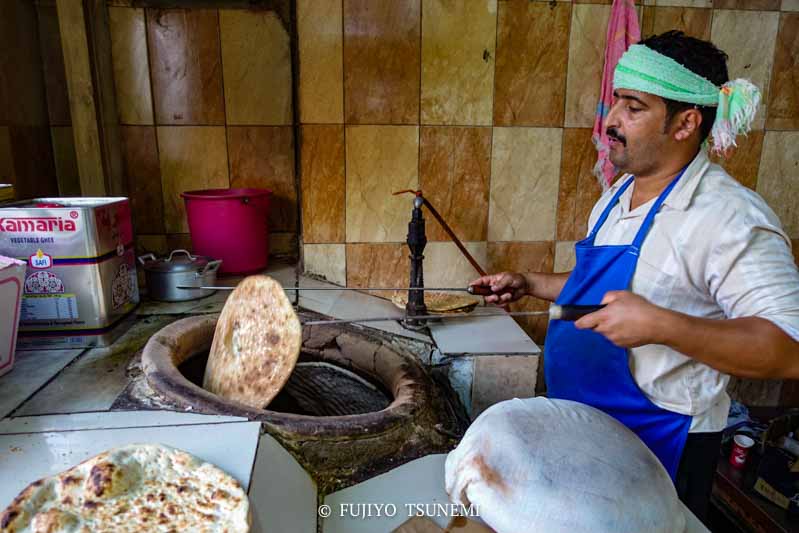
[630,166,689,251]
[586,177,635,243]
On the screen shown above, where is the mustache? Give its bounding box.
[606,128,626,145]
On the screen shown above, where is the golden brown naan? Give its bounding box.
[203,275,302,409]
[0,444,249,533]
[391,291,479,313]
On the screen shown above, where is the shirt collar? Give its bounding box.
[607,149,710,217]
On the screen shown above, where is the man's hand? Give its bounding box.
[574,291,667,348]
[469,272,529,304]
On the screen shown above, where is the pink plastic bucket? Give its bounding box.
[181,188,271,275]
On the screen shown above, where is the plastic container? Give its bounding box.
[181,188,271,275]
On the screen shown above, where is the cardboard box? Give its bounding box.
[0,255,25,376]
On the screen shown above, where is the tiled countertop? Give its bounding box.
[0,260,539,422]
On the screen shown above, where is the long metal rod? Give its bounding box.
[392,189,488,277]
[178,285,475,292]
[302,304,604,326]
[302,310,550,327]
[421,197,487,277]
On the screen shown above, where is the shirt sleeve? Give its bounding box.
[706,207,799,341]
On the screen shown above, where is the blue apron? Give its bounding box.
[544,169,691,481]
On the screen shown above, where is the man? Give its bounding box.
[472,31,799,521]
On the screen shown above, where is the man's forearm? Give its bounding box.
[657,310,799,379]
[523,272,571,302]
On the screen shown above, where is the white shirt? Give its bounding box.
[588,149,799,432]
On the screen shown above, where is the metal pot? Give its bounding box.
[138,249,222,302]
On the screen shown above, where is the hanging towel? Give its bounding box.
[592,0,640,190]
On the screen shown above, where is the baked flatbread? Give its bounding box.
[0,444,249,533]
[203,275,302,409]
[391,291,479,313]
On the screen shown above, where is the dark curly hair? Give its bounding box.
[639,31,730,143]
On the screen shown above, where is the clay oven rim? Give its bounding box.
[141,315,426,439]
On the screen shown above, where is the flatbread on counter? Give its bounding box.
[391,291,479,314]
[203,275,302,409]
[0,444,249,533]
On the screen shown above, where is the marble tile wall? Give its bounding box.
[0,0,61,199]
[108,6,298,259]
[296,0,799,348]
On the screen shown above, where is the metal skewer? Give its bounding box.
[178,285,486,293]
[302,304,604,326]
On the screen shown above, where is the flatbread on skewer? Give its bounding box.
[203,275,302,409]
[390,290,479,313]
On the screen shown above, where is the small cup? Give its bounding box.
[729,434,755,469]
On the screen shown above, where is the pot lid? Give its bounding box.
[138,249,210,273]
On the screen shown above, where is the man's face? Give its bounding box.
[604,89,672,176]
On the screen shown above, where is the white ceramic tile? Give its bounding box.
[14,316,174,416]
[249,433,317,533]
[266,260,300,287]
[784,0,799,11]
[304,243,346,285]
[472,355,539,417]
[297,274,360,315]
[297,294,336,316]
[488,127,561,241]
[173,289,236,315]
[423,242,488,288]
[0,349,84,419]
[0,421,261,509]
[136,290,231,315]
[429,307,540,355]
[554,241,577,273]
[296,276,432,342]
[757,131,799,238]
[324,290,431,342]
[297,275,340,315]
[0,411,247,434]
[710,10,779,131]
[323,454,453,531]
[326,290,405,320]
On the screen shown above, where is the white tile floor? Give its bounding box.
[13,316,174,416]
[0,349,84,420]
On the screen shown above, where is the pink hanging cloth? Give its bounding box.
[592,0,641,190]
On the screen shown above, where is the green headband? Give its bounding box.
[614,44,761,154]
